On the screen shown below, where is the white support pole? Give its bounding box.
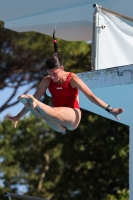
[129,126,133,200]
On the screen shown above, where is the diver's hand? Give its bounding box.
[110,108,124,120]
[5,115,19,128]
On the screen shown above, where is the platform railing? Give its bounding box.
[4,192,47,200]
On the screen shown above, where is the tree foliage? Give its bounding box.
[0,113,129,200]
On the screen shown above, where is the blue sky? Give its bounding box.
[0,86,36,121]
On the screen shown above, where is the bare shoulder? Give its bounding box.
[70,72,80,81]
[40,75,51,88]
[70,72,82,88]
[33,76,51,98]
[70,72,94,96]
[71,72,78,77]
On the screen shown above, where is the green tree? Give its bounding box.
[0,112,129,200]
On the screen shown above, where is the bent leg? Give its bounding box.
[18,96,44,119]
[18,94,81,130]
[18,96,66,133]
[28,106,66,133]
[43,117,66,133]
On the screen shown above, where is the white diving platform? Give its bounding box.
[77,64,133,126]
[0,0,132,42]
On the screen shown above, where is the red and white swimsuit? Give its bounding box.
[48,72,80,109]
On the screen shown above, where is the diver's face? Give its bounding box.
[47,66,63,82]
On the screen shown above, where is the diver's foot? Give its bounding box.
[18,94,38,109]
[17,95,30,109]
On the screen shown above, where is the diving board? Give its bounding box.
[0,0,132,41]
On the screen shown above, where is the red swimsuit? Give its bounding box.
[48,72,80,109]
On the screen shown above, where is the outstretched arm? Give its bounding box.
[70,74,124,120]
[5,76,51,126]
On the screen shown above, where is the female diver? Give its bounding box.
[5,32,124,133]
